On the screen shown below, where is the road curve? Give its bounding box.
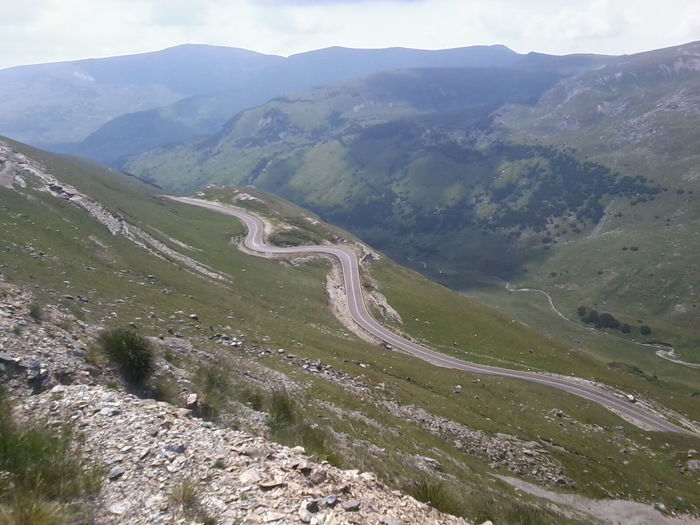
[169,196,696,436]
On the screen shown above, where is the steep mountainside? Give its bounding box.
[126,42,700,358]
[491,40,700,355]
[2,137,700,523]
[0,44,281,145]
[47,45,609,166]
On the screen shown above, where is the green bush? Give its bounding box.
[472,495,550,525]
[152,374,181,405]
[169,479,213,522]
[98,328,155,385]
[265,390,338,463]
[405,478,463,516]
[0,389,101,523]
[169,479,200,513]
[28,303,43,323]
[193,364,234,420]
[267,390,296,432]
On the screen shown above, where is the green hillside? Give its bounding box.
[494,41,700,359]
[2,138,700,522]
[126,44,700,361]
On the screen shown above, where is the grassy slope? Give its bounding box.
[125,58,700,364]
[2,140,700,520]
[495,45,700,359]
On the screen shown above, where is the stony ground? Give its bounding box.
[0,281,474,524]
[24,383,469,525]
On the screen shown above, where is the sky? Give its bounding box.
[2,0,700,70]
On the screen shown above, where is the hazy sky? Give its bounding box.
[2,0,700,69]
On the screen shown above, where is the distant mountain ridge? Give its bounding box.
[124,41,700,356]
[0,42,610,165]
[0,44,281,145]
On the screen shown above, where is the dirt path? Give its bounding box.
[504,281,570,321]
[496,475,699,525]
[502,279,700,371]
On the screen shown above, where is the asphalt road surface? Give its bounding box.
[170,196,696,436]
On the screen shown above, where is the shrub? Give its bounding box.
[169,479,212,522]
[405,478,463,516]
[640,325,652,336]
[267,390,296,432]
[597,312,620,329]
[28,303,43,323]
[193,364,234,420]
[0,389,101,522]
[98,328,154,385]
[582,309,599,325]
[152,374,181,405]
[0,495,66,525]
[265,390,338,463]
[169,479,200,512]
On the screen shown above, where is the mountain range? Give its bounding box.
[2,135,699,524]
[115,42,700,359]
[3,41,700,357]
[3,38,700,523]
[1,43,608,165]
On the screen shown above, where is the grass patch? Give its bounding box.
[471,493,552,525]
[193,363,234,421]
[405,478,464,516]
[0,388,101,523]
[98,328,155,386]
[151,373,181,405]
[28,302,43,323]
[267,389,296,432]
[265,389,340,464]
[169,479,213,523]
[57,319,73,332]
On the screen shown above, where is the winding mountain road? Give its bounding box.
[170,196,696,436]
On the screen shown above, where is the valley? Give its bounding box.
[2,34,700,525]
[121,42,700,365]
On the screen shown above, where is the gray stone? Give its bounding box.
[166,444,186,454]
[686,459,700,472]
[342,499,361,512]
[107,465,125,480]
[415,455,442,470]
[0,353,18,365]
[309,469,327,485]
[72,348,87,358]
[298,502,313,523]
[321,494,339,508]
[186,393,198,408]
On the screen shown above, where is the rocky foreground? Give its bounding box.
[0,281,474,524]
[23,383,468,525]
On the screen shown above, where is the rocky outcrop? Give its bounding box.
[0,281,468,524]
[22,384,469,525]
[0,141,229,283]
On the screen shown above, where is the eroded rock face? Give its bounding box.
[23,384,468,525]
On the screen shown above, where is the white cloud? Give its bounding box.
[1,0,700,69]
